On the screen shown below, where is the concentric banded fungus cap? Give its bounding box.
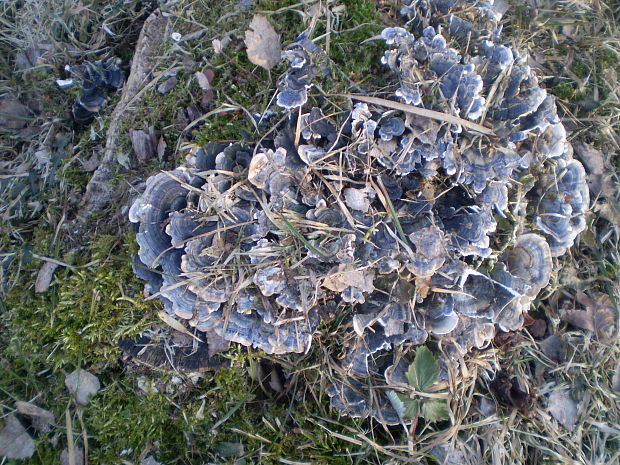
[129,169,191,269]
[536,159,590,256]
[506,233,552,298]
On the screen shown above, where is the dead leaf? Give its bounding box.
[269,369,284,393]
[305,2,324,23]
[343,187,372,212]
[157,76,178,94]
[157,310,203,343]
[212,39,224,54]
[80,151,100,172]
[322,265,374,294]
[0,414,35,459]
[35,261,59,293]
[573,141,605,175]
[369,138,398,160]
[0,97,31,131]
[547,388,578,429]
[524,311,547,339]
[573,142,616,199]
[493,330,526,348]
[14,401,55,432]
[540,334,566,363]
[477,397,497,417]
[157,136,166,161]
[612,362,620,393]
[141,456,163,465]
[206,329,230,358]
[195,69,214,91]
[244,14,281,71]
[65,369,101,405]
[196,69,215,105]
[490,371,531,410]
[563,291,616,339]
[130,127,157,162]
[594,201,620,236]
[60,446,84,465]
[414,275,432,299]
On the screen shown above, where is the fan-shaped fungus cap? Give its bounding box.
[506,233,552,297]
[536,159,589,256]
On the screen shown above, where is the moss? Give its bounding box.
[3,232,155,369]
[570,59,589,79]
[194,111,255,146]
[85,383,179,464]
[595,48,619,69]
[551,80,575,101]
[329,0,384,84]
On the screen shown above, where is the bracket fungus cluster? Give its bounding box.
[130,0,589,424]
[68,57,124,123]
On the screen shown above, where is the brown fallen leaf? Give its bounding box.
[563,291,616,340]
[195,69,214,91]
[157,76,178,95]
[80,151,100,172]
[493,330,526,348]
[524,311,547,339]
[573,141,605,175]
[206,329,230,358]
[244,14,281,71]
[35,261,59,293]
[594,201,620,236]
[196,69,215,105]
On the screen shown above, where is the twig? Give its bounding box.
[340,94,495,136]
